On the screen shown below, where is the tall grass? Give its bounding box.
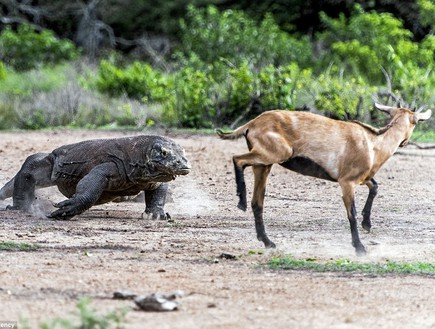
[0,64,70,96]
[0,62,160,130]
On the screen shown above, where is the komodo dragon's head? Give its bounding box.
[147,137,191,182]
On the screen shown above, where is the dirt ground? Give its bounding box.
[0,129,434,329]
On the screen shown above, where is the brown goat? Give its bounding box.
[217,103,432,255]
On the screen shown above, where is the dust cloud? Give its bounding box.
[0,190,57,219]
[29,196,56,219]
[168,175,218,217]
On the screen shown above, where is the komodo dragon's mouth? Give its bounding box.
[150,168,190,182]
[176,168,190,175]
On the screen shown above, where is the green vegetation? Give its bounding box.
[22,298,128,329]
[0,2,434,136]
[412,129,435,142]
[0,24,79,72]
[0,241,39,251]
[0,64,70,96]
[179,5,312,68]
[269,256,435,276]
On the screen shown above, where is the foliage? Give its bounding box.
[411,129,435,142]
[94,60,171,101]
[93,58,314,128]
[0,0,430,55]
[418,0,435,28]
[163,66,216,128]
[0,5,434,132]
[21,298,128,329]
[179,5,312,69]
[388,62,435,107]
[0,61,156,130]
[317,5,430,83]
[257,63,312,110]
[302,67,376,120]
[269,256,435,276]
[0,62,6,81]
[0,24,79,72]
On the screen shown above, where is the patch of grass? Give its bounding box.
[269,256,435,276]
[0,241,39,251]
[22,297,128,329]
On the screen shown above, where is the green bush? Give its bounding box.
[94,60,171,101]
[318,6,422,83]
[419,0,435,28]
[90,57,380,129]
[386,63,435,109]
[257,63,312,110]
[179,5,312,69]
[163,67,216,128]
[0,24,78,71]
[302,67,376,121]
[222,62,255,123]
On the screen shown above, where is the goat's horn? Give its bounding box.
[414,110,432,122]
[374,103,396,113]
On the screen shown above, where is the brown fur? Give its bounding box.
[218,104,432,255]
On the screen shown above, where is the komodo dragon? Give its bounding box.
[0,135,191,220]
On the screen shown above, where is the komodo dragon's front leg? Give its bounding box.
[143,183,169,220]
[48,163,116,220]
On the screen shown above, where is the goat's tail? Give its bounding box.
[216,126,247,140]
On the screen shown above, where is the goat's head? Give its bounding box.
[374,103,432,147]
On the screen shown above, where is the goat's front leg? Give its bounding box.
[361,178,378,232]
[252,165,275,248]
[340,182,366,256]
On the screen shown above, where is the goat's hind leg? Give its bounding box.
[361,178,378,232]
[252,165,275,248]
[3,153,54,211]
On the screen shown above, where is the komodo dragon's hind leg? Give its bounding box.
[0,153,54,211]
[143,183,169,220]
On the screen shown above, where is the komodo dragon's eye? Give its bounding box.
[161,147,170,157]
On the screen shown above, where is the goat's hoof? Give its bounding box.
[237,203,247,211]
[355,246,367,256]
[264,240,276,249]
[361,221,371,232]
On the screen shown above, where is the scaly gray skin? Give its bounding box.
[0,135,191,220]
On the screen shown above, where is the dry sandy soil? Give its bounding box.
[0,129,434,329]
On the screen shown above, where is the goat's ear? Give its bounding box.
[412,109,432,124]
[374,103,396,115]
